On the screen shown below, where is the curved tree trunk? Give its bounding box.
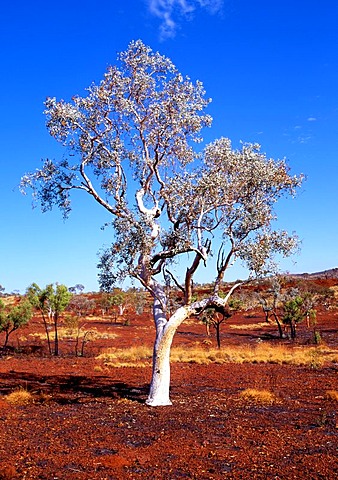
[146,283,241,406]
[146,289,192,406]
[272,312,284,339]
[146,326,173,406]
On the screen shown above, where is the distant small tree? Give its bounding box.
[201,305,232,348]
[99,293,114,318]
[201,289,243,348]
[0,299,32,348]
[257,276,286,338]
[109,290,126,322]
[0,285,5,297]
[132,288,148,316]
[282,296,305,339]
[69,284,85,294]
[68,295,95,318]
[26,283,72,355]
[47,284,72,356]
[66,295,96,356]
[281,287,317,340]
[27,283,52,354]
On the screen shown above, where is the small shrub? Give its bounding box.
[5,387,34,405]
[308,349,324,369]
[313,330,322,345]
[93,365,104,372]
[239,388,278,405]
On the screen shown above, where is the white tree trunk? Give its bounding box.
[146,306,191,406]
[145,286,237,406]
[146,285,190,406]
[146,284,171,406]
[146,326,172,406]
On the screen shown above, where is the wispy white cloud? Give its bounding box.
[307,117,317,122]
[148,0,224,39]
[297,135,313,144]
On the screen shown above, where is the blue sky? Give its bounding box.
[1,0,337,293]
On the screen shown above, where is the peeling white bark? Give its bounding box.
[146,284,191,406]
[146,283,171,406]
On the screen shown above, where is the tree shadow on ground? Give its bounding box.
[0,370,149,404]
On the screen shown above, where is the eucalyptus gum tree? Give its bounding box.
[21,40,303,406]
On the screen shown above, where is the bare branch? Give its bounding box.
[164,269,185,294]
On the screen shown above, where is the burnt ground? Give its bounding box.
[0,301,338,479]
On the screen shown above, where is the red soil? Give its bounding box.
[0,291,338,479]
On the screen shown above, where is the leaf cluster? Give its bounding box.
[0,299,32,344]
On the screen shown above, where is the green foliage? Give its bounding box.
[282,296,305,326]
[26,282,53,354]
[26,283,47,310]
[47,283,72,314]
[228,297,243,311]
[27,283,71,316]
[26,283,72,355]
[0,299,32,348]
[313,330,322,345]
[110,292,126,308]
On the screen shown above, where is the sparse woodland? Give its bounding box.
[0,275,338,479]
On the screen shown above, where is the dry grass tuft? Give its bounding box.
[5,387,34,406]
[96,345,153,367]
[239,388,278,405]
[326,390,338,402]
[229,322,271,330]
[116,398,136,405]
[93,365,104,372]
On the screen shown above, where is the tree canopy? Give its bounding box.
[0,299,32,348]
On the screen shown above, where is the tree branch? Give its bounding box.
[214,242,235,294]
[79,162,120,216]
[185,239,211,304]
[164,269,185,294]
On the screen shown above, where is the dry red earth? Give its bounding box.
[1,287,338,479]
